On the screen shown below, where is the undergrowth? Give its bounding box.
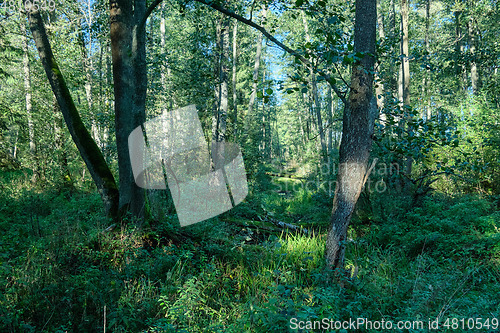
[0,172,499,332]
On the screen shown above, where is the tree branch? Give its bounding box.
[139,0,163,31]
[194,0,347,105]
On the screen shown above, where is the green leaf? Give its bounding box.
[295,0,304,6]
[327,16,339,25]
[265,88,273,95]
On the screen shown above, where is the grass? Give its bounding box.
[0,171,499,332]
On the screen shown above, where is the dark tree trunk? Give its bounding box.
[28,9,119,218]
[110,0,147,220]
[325,0,377,269]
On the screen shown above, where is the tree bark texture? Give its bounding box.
[325,0,377,269]
[110,0,147,220]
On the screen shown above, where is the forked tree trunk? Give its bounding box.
[325,0,377,269]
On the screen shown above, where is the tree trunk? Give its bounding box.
[375,2,385,121]
[454,10,466,93]
[468,15,479,94]
[297,93,307,146]
[399,0,410,108]
[159,1,173,111]
[213,15,230,144]
[424,0,431,120]
[28,9,119,218]
[110,0,147,220]
[302,11,327,162]
[21,29,37,179]
[232,21,238,141]
[325,0,377,269]
[104,39,112,158]
[399,0,412,178]
[247,8,267,131]
[78,21,101,149]
[388,0,397,92]
[327,86,335,175]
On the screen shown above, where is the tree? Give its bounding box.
[423,0,431,120]
[399,0,413,179]
[26,0,160,220]
[109,0,147,219]
[232,21,239,140]
[21,27,36,177]
[28,9,120,218]
[325,0,377,269]
[246,7,267,136]
[212,14,230,145]
[191,0,377,269]
[302,10,327,162]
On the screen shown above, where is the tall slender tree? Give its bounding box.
[325,0,377,268]
[302,10,327,162]
[28,8,119,217]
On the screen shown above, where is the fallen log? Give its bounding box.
[265,172,307,180]
[258,215,309,234]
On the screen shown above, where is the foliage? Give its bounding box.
[1,0,499,331]
[0,171,499,332]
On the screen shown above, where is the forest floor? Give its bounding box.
[1,170,499,332]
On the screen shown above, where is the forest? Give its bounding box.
[0,0,499,331]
